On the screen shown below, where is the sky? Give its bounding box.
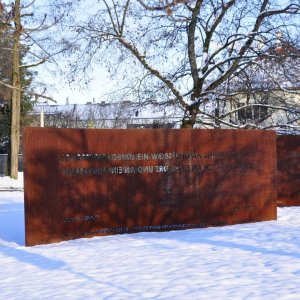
[22,0,114,106]
[37,65,115,105]
[32,0,300,106]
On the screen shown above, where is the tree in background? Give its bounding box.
[0,30,12,101]
[0,39,34,156]
[221,36,300,132]
[0,0,72,178]
[0,97,33,154]
[70,0,300,129]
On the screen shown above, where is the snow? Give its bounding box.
[0,172,23,191]
[1,174,300,299]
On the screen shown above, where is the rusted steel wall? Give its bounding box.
[23,128,277,246]
[277,135,300,206]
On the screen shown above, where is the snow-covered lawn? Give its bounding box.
[1,174,300,299]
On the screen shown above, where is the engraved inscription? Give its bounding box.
[60,151,250,162]
[63,221,229,238]
[59,151,257,176]
[64,215,99,223]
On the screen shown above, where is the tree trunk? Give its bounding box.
[181,108,197,128]
[10,0,21,179]
[181,118,194,128]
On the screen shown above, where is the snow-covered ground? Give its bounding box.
[1,174,300,299]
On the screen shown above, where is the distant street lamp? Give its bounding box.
[40,101,47,127]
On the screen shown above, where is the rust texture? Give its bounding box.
[23,128,277,246]
[277,135,300,206]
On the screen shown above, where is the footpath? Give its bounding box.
[0,173,24,192]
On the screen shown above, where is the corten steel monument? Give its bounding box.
[23,128,277,246]
[277,135,300,206]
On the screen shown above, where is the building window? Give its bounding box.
[237,103,252,122]
[253,105,268,120]
[237,103,268,122]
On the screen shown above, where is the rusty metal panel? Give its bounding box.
[277,135,300,206]
[23,128,277,246]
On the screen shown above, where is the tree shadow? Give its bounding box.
[22,127,277,246]
[0,240,147,297]
[199,237,300,259]
[129,225,300,260]
[0,243,65,270]
[0,202,24,245]
[277,135,300,206]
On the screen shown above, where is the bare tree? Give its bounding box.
[218,36,300,132]
[0,31,12,101]
[70,0,300,128]
[0,0,72,178]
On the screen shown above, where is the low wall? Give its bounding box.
[277,135,300,206]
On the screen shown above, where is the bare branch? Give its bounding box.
[117,36,188,110]
[0,79,56,102]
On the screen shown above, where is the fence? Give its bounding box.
[0,154,23,176]
[31,115,183,129]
